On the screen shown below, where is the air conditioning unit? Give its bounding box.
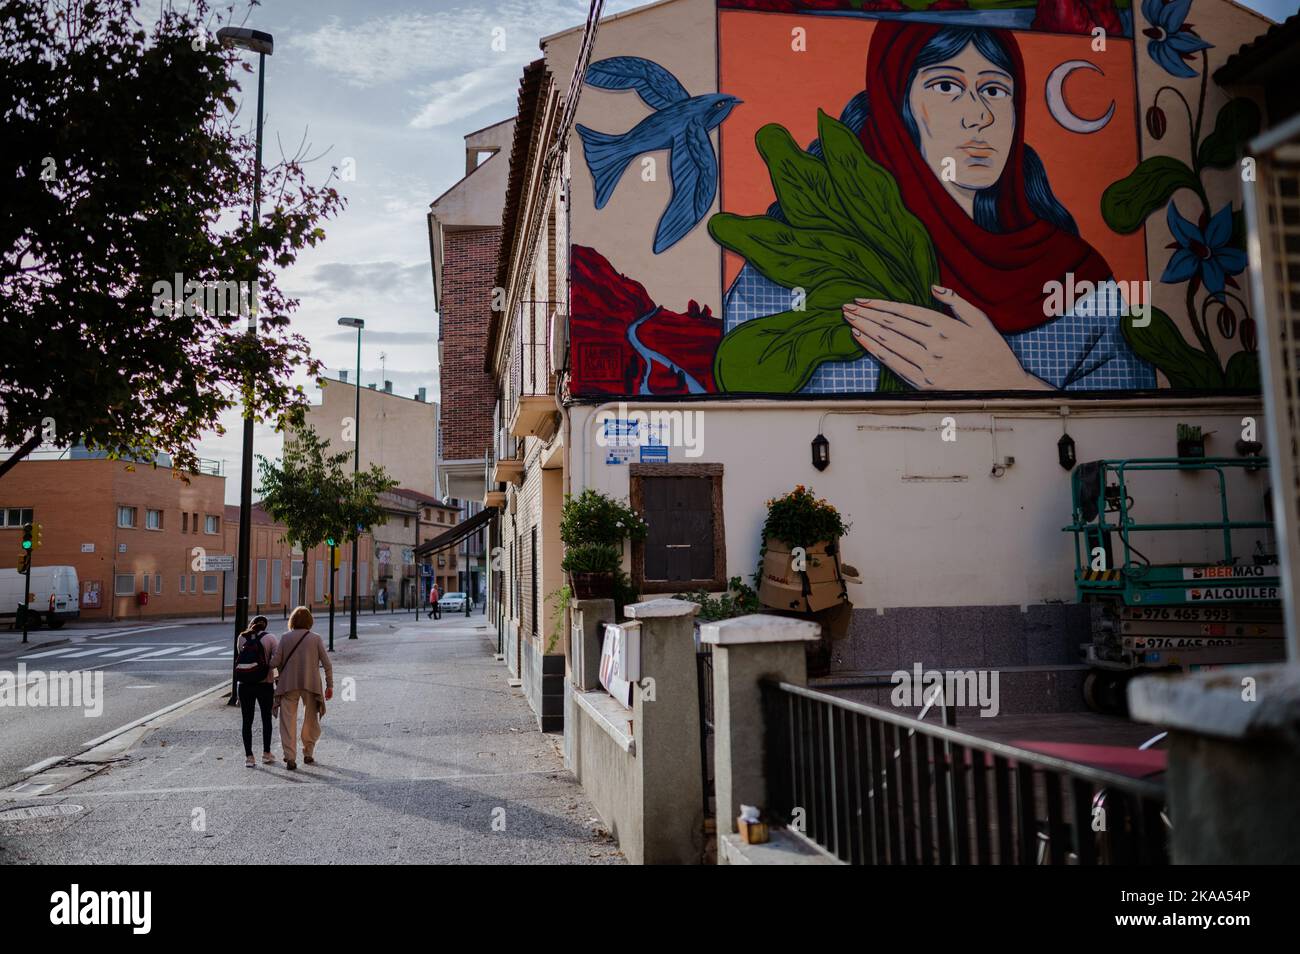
[549,308,568,374]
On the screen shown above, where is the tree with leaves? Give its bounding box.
[0,0,344,479]
[257,425,397,604]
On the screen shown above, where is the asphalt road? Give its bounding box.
[0,610,434,790]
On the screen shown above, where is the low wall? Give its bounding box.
[565,598,704,865]
[568,686,642,861]
[521,635,564,732]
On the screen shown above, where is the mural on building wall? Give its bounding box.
[568,0,1260,397]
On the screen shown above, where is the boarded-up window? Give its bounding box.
[630,464,725,594]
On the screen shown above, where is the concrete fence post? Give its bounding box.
[626,597,702,864]
[701,614,821,838]
[1129,663,1300,863]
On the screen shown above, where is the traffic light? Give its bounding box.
[21,523,33,551]
[326,537,335,547]
[32,523,42,549]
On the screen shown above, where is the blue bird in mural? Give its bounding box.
[576,56,741,254]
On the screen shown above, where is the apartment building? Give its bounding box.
[372,488,462,606]
[485,59,568,729]
[471,0,1285,731]
[301,376,438,499]
[220,503,376,618]
[0,451,227,621]
[429,116,515,504]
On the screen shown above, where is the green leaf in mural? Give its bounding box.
[709,115,944,394]
[1122,307,1223,389]
[817,109,939,302]
[755,124,853,236]
[1198,98,1262,170]
[1224,350,1261,390]
[708,213,908,299]
[1101,156,1201,233]
[713,308,862,393]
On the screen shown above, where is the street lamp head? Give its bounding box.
[338,317,365,329]
[216,27,274,56]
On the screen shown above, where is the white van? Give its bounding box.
[0,565,80,629]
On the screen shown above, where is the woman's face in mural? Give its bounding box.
[906,42,1014,215]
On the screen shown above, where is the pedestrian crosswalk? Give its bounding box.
[19,642,230,664]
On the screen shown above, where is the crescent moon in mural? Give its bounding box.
[1045,60,1115,135]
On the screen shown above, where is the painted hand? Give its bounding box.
[325,687,333,701]
[842,285,1051,391]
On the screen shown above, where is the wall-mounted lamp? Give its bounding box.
[1057,433,1076,471]
[812,433,830,471]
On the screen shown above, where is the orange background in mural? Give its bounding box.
[718,11,1147,292]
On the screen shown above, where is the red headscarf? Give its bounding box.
[858,21,1111,333]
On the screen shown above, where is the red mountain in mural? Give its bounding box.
[570,245,722,397]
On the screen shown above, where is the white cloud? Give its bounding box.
[408,62,521,129]
[288,2,591,89]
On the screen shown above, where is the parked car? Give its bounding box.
[0,565,80,629]
[437,591,467,612]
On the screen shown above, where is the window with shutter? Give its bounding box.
[630,464,725,593]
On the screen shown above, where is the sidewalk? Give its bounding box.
[0,617,622,864]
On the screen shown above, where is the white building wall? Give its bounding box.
[568,400,1272,608]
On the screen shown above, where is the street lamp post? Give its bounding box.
[338,317,364,640]
[218,26,274,706]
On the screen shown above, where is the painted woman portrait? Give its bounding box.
[722,21,1155,392]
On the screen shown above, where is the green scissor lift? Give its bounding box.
[1064,457,1285,712]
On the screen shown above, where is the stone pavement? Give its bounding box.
[0,617,623,864]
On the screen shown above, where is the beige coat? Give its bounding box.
[271,629,333,704]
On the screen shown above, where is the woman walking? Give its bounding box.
[235,615,278,768]
[271,606,333,771]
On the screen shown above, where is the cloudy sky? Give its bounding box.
[199,0,1295,502]
[199,0,645,501]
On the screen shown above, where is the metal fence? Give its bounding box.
[762,681,1169,865]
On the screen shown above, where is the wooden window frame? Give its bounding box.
[629,463,726,595]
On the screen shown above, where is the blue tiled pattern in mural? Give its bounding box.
[723,266,1156,392]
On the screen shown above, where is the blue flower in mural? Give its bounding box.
[1161,202,1246,299]
[1141,0,1213,79]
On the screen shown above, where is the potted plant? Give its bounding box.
[758,486,852,675]
[677,575,762,649]
[559,489,648,600]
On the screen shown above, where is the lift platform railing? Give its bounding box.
[1064,457,1273,595]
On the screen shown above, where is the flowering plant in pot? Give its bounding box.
[560,490,648,599]
[759,486,852,675]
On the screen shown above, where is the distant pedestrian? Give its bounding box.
[235,615,278,768]
[430,582,441,620]
[271,606,334,771]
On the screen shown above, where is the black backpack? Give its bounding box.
[235,632,270,684]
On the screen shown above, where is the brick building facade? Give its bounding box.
[0,454,375,623]
[1,456,227,621]
[439,226,501,463]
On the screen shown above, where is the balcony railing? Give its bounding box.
[504,300,565,439]
[509,299,563,400]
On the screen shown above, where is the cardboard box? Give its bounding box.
[759,539,848,612]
